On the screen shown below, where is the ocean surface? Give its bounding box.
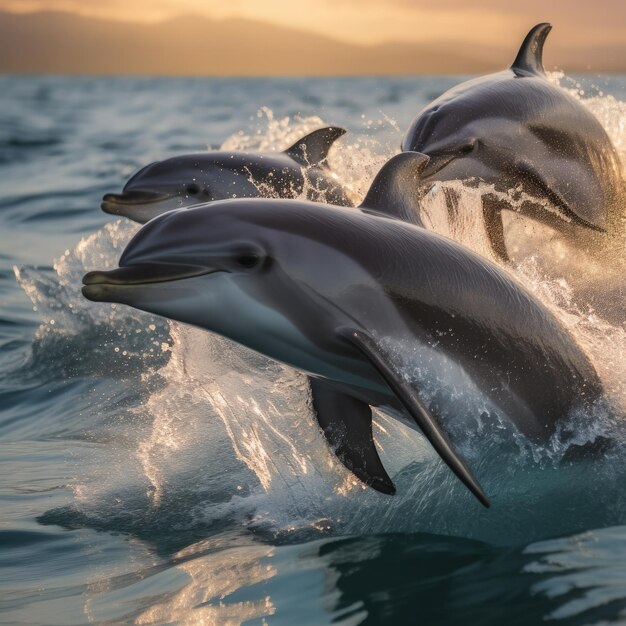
[1,74,626,626]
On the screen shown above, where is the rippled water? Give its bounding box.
[1,75,626,625]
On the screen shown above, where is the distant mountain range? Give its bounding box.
[0,11,624,75]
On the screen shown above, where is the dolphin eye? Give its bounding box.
[236,252,260,269]
[186,184,200,195]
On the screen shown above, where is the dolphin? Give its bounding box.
[402,23,625,262]
[83,152,602,507]
[101,126,352,223]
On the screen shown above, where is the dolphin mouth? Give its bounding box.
[420,152,460,179]
[82,263,218,301]
[101,191,171,215]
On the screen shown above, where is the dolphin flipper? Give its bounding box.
[511,23,551,77]
[338,327,490,508]
[309,377,395,494]
[359,152,430,226]
[284,127,347,168]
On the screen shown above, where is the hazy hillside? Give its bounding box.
[0,11,623,75]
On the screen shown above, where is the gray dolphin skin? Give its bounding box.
[402,23,625,261]
[83,153,602,507]
[101,126,352,223]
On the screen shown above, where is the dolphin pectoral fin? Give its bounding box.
[284,127,347,168]
[359,152,430,226]
[482,196,510,263]
[309,377,395,495]
[511,23,551,77]
[337,327,490,508]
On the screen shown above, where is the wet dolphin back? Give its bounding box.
[248,201,602,438]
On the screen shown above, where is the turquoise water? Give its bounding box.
[1,75,626,625]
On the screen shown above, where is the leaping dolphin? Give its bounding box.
[83,153,602,507]
[402,23,625,261]
[101,126,352,223]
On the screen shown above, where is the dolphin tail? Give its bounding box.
[338,327,490,508]
[309,377,395,494]
[284,126,347,168]
[511,23,552,76]
[359,152,430,226]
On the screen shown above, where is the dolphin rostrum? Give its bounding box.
[402,23,625,261]
[83,152,602,507]
[101,126,352,223]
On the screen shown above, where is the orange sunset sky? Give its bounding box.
[0,0,624,74]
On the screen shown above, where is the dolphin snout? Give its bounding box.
[101,194,126,216]
[81,262,218,302]
[101,191,180,223]
[102,190,168,206]
[419,153,461,180]
[83,263,213,286]
[83,265,173,286]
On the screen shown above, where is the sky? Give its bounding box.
[1,0,625,48]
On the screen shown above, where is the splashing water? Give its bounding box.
[554,72,626,163]
[221,106,393,204]
[14,90,626,556]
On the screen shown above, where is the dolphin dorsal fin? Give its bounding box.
[359,152,429,226]
[284,126,347,168]
[511,23,552,77]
